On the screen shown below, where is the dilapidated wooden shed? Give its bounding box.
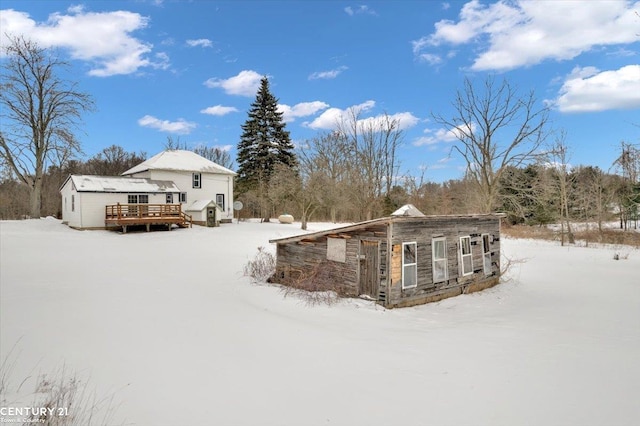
[269,210,503,308]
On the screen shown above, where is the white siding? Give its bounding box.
[131,170,234,220]
[60,179,82,228]
[80,193,129,228]
[61,177,180,228]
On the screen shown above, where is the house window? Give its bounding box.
[482,234,492,276]
[180,192,187,203]
[193,173,201,188]
[216,194,225,211]
[166,193,173,203]
[432,237,448,283]
[71,195,75,212]
[402,242,417,289]
[127,194,148,216]
[460,236,473,276]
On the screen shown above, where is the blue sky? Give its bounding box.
[1,0,639,182]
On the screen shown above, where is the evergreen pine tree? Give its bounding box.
[236,77,297,195]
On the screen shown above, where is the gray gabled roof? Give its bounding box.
[122,150,236,176]
[61,175,180,193]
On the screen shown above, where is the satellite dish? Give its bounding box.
[233,201,243,211]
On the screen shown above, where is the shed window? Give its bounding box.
[460,236,473,276]
[402,242,417,289]
[193,173,201,188]
[138,194,149,204]
[71,195,75,212]
[327,237,346,263]
[166,193,173,203]
[180,192,187,203]
[482,234,492,276]
[432,237,448,283]
[128,194,138,204]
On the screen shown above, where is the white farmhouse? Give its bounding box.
[60,150,236,231]
[122,150,236,223]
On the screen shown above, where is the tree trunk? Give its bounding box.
[29,177,43,218]
[566,219,575,244]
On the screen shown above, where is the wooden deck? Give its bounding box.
[105,203,192,233]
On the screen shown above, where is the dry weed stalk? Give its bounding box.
[243,247,276,284]
[279,261,347,306]
[500,253,528,284]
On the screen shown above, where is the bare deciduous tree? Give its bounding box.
[0,36,94,217]
[434,77,549,213]
[547,131,575,245]
[337,108,404,220]
[612,141,640,230]
[298,131,351,223]
[192,145,234,170]
[85,145,147,176]
[268,163,326,230]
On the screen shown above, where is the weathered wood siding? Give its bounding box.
[272,224,388,297]
[271,216,501,308]
[387,217,500,308]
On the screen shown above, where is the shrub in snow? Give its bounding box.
[244,247,276,283]
[278,260,347,306]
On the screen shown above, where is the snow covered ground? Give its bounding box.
[1,218,639,426]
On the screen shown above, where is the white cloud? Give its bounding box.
[413,0,640,71]
[305,108,345,130]
[305,100,376,129]
[200,105,239,116]
[308,66,348,80]
[138,115,196,134]
[186,38,213,48]
[204,70,263,97]
[344,5,377,16]
[0,7,163,76]
[305,100,419,132]
[416,53,442,66]
[551,65,640,113]
[357,112,420,131]
[278,101,329,122]
[414,123,475,146]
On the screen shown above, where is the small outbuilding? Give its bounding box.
[186,200,223,227]
[269,208,503,308]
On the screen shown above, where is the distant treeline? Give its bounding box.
[2,145,638,232]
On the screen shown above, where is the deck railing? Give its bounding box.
[105,203,183,220]
[105,203,192,229]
